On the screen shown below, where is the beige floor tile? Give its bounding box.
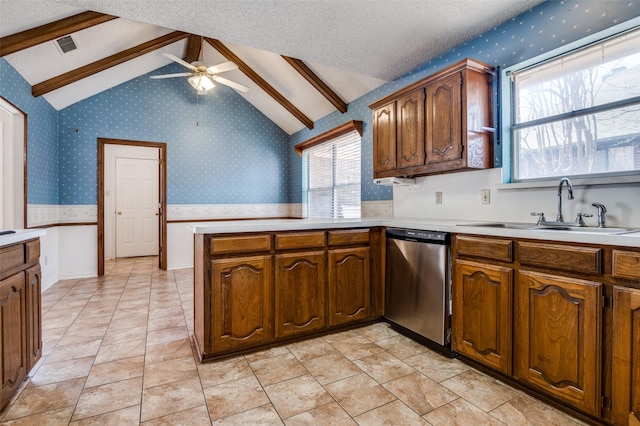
[141,377,205,422]
[143,356,198,388]
[102,325,148,345]
[423,398,506,426]
[30,356,95,386]
[55,326,108,347]
[66,315,112,332]
[145,326,188,346]
[324,373,396,417]
[85,356,145,388]
[204,375,270,421]
[331,335,385,360]
[375,334,430,360]
[243,345,290,363]
[383,372,459,415]
[284,401,357,425]
[264,374,333,420]
[108,315,149,331]
[353,351,415,383]
[213,404,283,425]
[322,329,362,343]
[148,306,184,321]
[440,370,518,412]
[287,337,337,363]
[72,377,143,421]
[302,352,362,385]
[489,394,585,426]
[354,400,429,425]
[94,338,146,364]
[357,322,400,342]
[404,350,469,383]
[147,314,186,332]
[0,406,74,425]
[142,405,211,425]
[46,339,102,363]
[2,377,84,421]
[144,337,193,364]
[249,352,308,387]
[198,355,254,389]
[69,405,140,425]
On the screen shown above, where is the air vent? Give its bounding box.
[54,35,77,54]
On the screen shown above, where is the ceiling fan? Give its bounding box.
[151,53,249,94]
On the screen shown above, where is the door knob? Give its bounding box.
[117,211,122,215]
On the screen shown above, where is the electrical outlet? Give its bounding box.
[435,191,443,204]
[481,189,490,204]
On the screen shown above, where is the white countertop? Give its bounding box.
[0,229,46,248]
[190,217,640,248]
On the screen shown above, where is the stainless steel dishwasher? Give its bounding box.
[384,228,451,354]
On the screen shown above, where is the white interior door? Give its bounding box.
[115,157,159,258]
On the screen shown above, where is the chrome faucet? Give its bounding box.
[556,177,574,222]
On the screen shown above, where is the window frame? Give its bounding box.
[295,121,363,219]
[500,16,640,185]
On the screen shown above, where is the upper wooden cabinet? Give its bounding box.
[370,58,494,178]
[372,101,396,173]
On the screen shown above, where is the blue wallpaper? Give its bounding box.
[288,0,640,203]
[58,62,290,204]
[0,58,58,204]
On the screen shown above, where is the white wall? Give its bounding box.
[393,168,640,228]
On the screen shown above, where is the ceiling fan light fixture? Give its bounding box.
[188,74,215,92]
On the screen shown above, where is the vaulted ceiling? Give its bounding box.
[0,0,544,135]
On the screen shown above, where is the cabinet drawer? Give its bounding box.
[455,235,513,262]
[210,234,272,255]
[612,250,640,280]
[328,229,370,246]
[275,232,325,250]
[0,244,24,274]
[518,242,601,275]
[25,240,40,264]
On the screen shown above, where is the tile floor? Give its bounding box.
[0,256,588,425]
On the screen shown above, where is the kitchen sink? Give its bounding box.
[458,222,638,235]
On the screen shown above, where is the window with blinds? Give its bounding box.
[302,130,361,219]
[508,26,640,181]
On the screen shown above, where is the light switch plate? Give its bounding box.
[435,191,443,204]
[481,189,490,204]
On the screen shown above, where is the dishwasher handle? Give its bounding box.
[386,228,449,244]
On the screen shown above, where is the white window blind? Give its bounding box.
[302,130,361,219]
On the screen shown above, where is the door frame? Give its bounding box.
[98,138,167,275]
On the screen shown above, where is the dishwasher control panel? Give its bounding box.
[387,228,448,243]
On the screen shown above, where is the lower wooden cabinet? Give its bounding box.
[275,251,326,338]
[452,260,513,375]
[612,285,640,425]
[25,265,42,371]
[210,255,273,352]
[328,247,371,326]
[515,270,602,416]
[0,272,27,408]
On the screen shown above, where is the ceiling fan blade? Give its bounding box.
[162,52,197,71]
[150,72,194,79]
[207,61,238,74]
[211,75,250,93]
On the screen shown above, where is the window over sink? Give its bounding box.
[504,23,640,183]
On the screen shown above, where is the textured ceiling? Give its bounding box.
[1,0,545,134]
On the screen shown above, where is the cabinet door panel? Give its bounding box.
[516,270,601,416]
[612,286,640,425]
[0,273,27,408]
[426,72,462,164]
[373,103,396,173]
[328,247,370,326]
[453,260,512,374]
[211,255,273,352]
[275,252,326,338]
[25,265,42,371]
[397,89,425,169]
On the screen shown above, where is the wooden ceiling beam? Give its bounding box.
[185,35,202,64]
[205,38,314,130]
[32,31,188,97]
[282,56,348,114]
[0,11,117,57]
